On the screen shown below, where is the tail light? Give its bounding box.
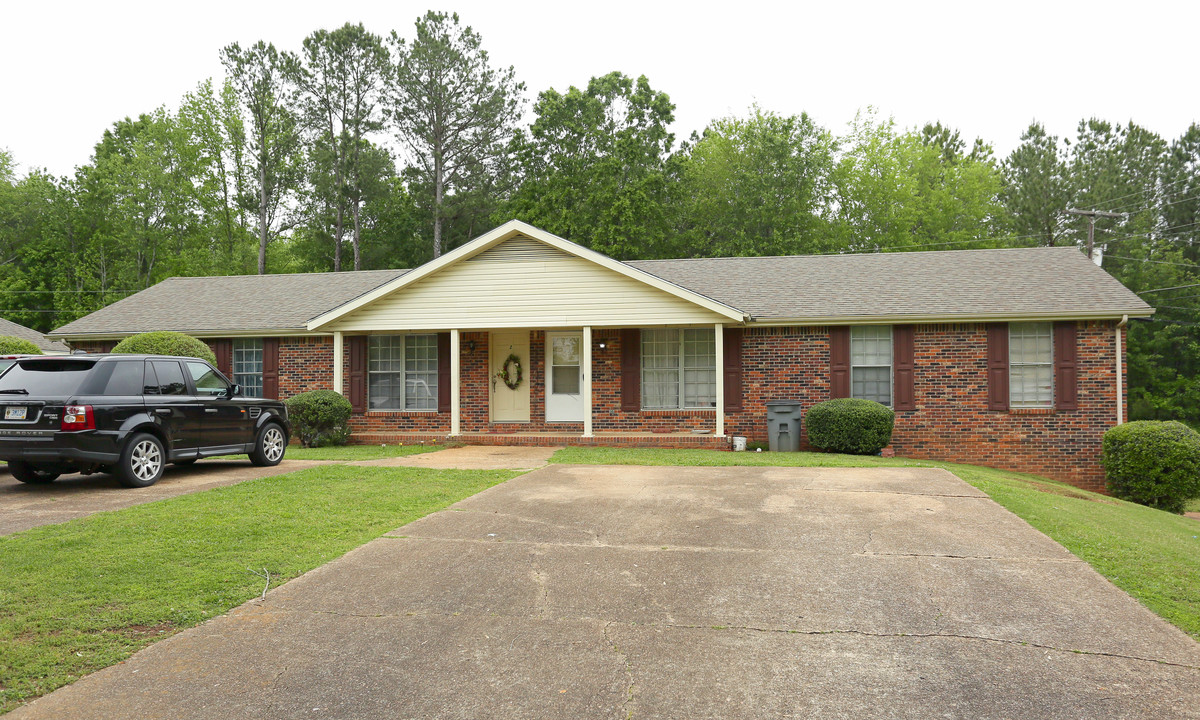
[62,405,95,431]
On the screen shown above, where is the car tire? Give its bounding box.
[117,433,166,488]
[249,423,286,467]
[10,461,60,484]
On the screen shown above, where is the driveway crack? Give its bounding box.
[603,622,636,719]
[659,623,1200,670]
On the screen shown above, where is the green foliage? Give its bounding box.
[0,336,42,355]
[111,332,217,363]
[1102,421,1200,514]
[285,389,353,447]
[506,71,679,259]
[805,398,895,455]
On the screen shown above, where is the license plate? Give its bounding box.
[5,407,27,421]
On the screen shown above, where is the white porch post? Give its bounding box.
[333,331,344,395]
[714,323,725,437]
[582,326,594,437]
[450,330,461,436]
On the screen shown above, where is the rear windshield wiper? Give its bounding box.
[0,389,29,394]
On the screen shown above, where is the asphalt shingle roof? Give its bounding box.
[0,317,69,352]
[51,269,408,336]
[50,246,1151,338]
[627,246,1152,320]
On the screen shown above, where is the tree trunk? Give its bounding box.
[352,199,362,271]
[433,155,444,258]
[258,159,268,275]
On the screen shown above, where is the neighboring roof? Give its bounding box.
[50,269,408,337]
[0,317,70,352]
[627,246,1153,322]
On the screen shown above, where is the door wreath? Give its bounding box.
[494,353,524,390]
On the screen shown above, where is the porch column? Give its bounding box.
[714,323,725,437]
[333,331,344,395]
[582,326,594,437]
[450,329,461,436]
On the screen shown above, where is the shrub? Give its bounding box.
[0,336,42,355]
[111,331,216,364]
[805,398,894,455]
[285,390,353,448]
[1102,420,1200,514]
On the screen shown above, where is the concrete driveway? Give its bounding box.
[0,459,328,536]
[10,465,1200,719]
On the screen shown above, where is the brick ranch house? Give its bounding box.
[49,220,1153,491]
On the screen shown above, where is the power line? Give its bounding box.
[1105,255,1200,270]
[1136,283,1200,294]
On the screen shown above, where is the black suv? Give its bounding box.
[0,354,290,488]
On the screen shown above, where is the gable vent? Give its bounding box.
[468,236,567,263]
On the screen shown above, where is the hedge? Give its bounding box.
[1101,420,1200,514]
[285,390,353,448]
[111,332,216,364]
[805,398,895,455]
[0,336,43,355]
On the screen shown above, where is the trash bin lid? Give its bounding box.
[765,400,802,407]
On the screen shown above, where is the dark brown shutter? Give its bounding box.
[437,333,451,413]
[212,339,232,379]
[620,329,641,412]
[829,326,850,399]
[893,325,915,411]
[262,338,280,400]
[987,323,1009,412]
[1054,322,1078,411]
[348,336,367,413]
[723,328,744,411]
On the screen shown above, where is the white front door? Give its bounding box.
[545,332,584,423]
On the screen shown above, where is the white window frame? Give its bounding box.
[851,325,893,406]
[233,338,264,399]
[641,328,716,410]
[1009,322,1053,408]
[368,334,439,411]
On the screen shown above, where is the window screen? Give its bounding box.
[1010,322,1053,408]
[233,338,264,398]
[851,325,892,406]
[369,335,438,410]
[641,329,715,409]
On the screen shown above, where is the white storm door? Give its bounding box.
[545,332,584,422]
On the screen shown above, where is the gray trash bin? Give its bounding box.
[766,400,802,452]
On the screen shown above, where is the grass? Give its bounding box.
[211,442,445,463]
[552,447,1200,640]
[0,463,516,714]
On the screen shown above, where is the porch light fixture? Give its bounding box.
[464,340,476,353]
[597,341,607,350]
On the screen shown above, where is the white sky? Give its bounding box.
[3,0,1196,178]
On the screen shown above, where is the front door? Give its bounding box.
[545,332,584,423]
[490,331,530,423]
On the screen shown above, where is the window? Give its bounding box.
[641,328,715,409]
[187,361,229,397]
[1010,322,1053,408]
[233,339,264,398]
[368,335,438,410]
[851,325,892,406]
[149,361,187,396]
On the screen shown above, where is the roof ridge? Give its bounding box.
[629,246,1079,264]
[159,267,410,282]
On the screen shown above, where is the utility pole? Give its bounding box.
[1066,208,1125,260]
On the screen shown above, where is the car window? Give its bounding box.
[187,361,228,397]
[0,359,95,395]
[78,360,145,396]
[150,361,188,396]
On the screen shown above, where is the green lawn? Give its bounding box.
[0,463,516,715]
[552,447,1200,640]
[210,442,445,463]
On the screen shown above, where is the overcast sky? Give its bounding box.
[3,0,1195,178]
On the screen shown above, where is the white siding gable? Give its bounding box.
[326,234,729,331]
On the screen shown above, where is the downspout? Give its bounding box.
[1116,315,1128,425]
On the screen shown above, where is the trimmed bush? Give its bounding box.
[285,390,353,448]
[111,332,216,364]
[805,398,894,455]
[1102,420,1200,514]
[0,336,42,355]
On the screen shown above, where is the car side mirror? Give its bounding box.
[225,384,240,398]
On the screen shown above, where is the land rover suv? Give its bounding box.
[0,354,289,488]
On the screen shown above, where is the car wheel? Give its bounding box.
[249,423,286,467]
[117,433,166,488]
[10,461,60,484]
